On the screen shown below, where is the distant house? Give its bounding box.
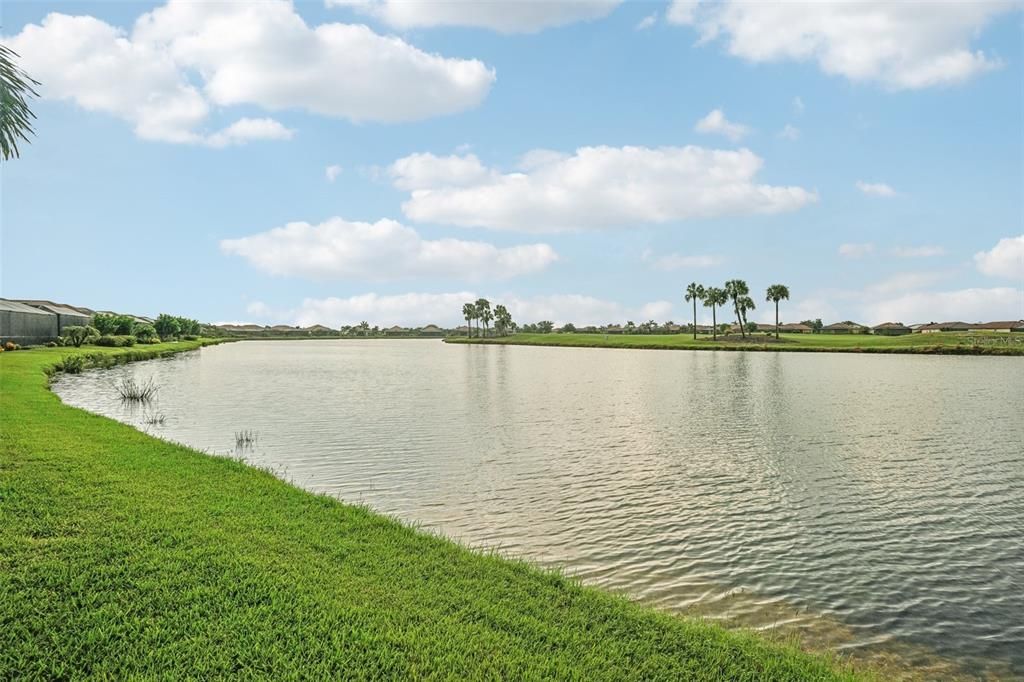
[871,322,912,336]
[968,320,1024,333]
[779,323,813,334]
[917,321,970,333]
[303,324,335,334]
[0,299,59,345]
[604,324,623,334]
[217,324,266,333]
[419,324,444,337]
[693,324,714,334]
[664,323,683,334]
[16,300,91,334]
[453,325,470,335]
[384,325,408,336]
[270,324,298,333]
[822,322,868,334]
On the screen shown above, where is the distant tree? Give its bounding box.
[92,313,117,336]
[536,320,554,334]
[724,279,750,338]
[702,287,728,340]
[745,321,758,334]
[561,322,576,333]
[371,325,380,336]
[685,282,706,340]
[112,315,135,335]
[493,304,513,336]
[738,296,755,331]
[132,322,158,341]
[462,302,476,338]
[359,321,370,336]
[800,318,823,334]
[1,44,40,161]
[154,314,180,341]
[474,298,491,337]
[175,317,200,337]
[770,280,790,337]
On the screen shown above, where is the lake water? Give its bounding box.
[54,340,1024,679]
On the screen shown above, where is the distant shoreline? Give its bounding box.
[444,332,1024,356]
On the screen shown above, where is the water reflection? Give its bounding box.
[53,340,1024,679]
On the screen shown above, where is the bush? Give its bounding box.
[56,355,88,374]
[95,335,137,347]
[93,313,135,336]
[4,341,18,351]
[62,325,101,348]
[46,341,58,347]
[132,322,158,341]
[139,337,161,345]
[183,334,200,341]
[154,314,181,341]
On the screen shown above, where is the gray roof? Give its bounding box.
[0,298,56,315]
[15,300,90,317]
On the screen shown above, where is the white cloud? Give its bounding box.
[6,2,495,144]
[636,13,658,30]
[643,250,723,271]
[856,180,898,197]
[329,0,621,33]
[205,118,294,148]
[325,165,343,182]
[220,217,558,281]
[778,124,800,140]
[391,145,816,232]
[864,287,1023,325]
[694,108,750,141]
[891,245,945,258]
[667,1,1012,89]
[975,235,1024,279]
[792,96,805,114]
[839,242,876,258]
[865,271,947,296]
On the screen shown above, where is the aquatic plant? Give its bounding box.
[116,376,159,402]
[234,429,259,448]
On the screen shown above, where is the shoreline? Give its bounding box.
[443,332,1024,356]
[1,340,861,679]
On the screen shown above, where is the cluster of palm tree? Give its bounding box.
[685,280,790,340]
[461,299,514,337]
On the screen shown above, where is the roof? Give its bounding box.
[303,324,334,332]
[780,323,813,330]
[872,322,910,330]
[969,320,1024,330]
[270,325,297,331]
[16,300,90,317]
[823,321,866,330]
[0,298,55,315]
[420,324,443,332]
[386,325,407,332]
[918,321,970,331]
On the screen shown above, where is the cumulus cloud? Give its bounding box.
[271,291,674,327]
[643,250,723,270]
[974,235,1024,280]
[865,271,947,296]
[390,146,816,232]
[838,242,876,258]
[6,1,494,144]
[694,108,751,141]
[667,1,1012,89]
[220,217,558,281]
[864,287,1023,325]
[856,180,898,197]
[328,0,621,33]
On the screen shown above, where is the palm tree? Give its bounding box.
[1,44,40,161]
[685,282,706,340]
[475,298,491,337]
[703,287,727,341]
[493,304,512,336]
[724,279,750,338]
[738,296,755,332]
[765,284,791,339]
[462,302,476,338]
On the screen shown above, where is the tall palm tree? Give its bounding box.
[738,296,755,332]
[765,284,791,339]
[703,287,727,341]
[1,44,40,161]
[462,302,476,338]
[684,282,706,340]
[475,298,491,337]
[724,279,750,338]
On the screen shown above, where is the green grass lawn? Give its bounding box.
[446,331,1024,355]
[0,341,863,679]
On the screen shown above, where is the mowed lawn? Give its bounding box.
[446,331,1024,355]
[0,342,862,680]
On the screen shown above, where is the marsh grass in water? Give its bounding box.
[143,411,166,426]
[116,376,159,403]
[234,429,259,448]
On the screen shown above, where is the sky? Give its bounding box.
[2,0,1022,328]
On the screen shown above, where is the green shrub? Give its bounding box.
[183,334,200,341]
[132,323,158,341]
[139,337,161,345]
[46,341,58,347]
[93,313,135,335]
[56,355,88,374]
[62,325,101,348]
[154,314,181,341]
[95,335,136,347]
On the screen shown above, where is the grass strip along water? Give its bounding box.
[445,331,1024,355]
[1,340,862,679]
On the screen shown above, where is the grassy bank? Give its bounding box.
[0,341,861,679]
[445,331,1024,355]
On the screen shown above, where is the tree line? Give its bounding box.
[685,280,790,340]
[461,299,515,337]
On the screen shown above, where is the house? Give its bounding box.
[302,324,335,334]
[0,298,59,345]
[968,320,1024,332]
[384,325,408,336]
[822,322,868,334]
[453,325,470,335]
[16,300,91,334]
[217,324,266,333]
[663,323,683,334]
[871,322,912,336]
[603,324,623,334]
[693,324,714,334]
[418,324,444,337]
[779,323,813,333]
[270,324,299,333]
[917,321,970,333]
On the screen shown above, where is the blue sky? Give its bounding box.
[2,0,1022,327]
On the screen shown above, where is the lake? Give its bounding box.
[54,340,1024,678]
